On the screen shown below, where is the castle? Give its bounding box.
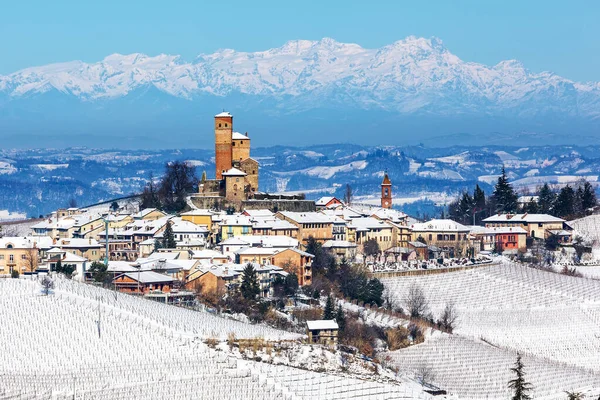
[198,112,259,203]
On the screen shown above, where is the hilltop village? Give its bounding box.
[2,112,600,399]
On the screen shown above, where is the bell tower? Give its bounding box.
[214,111,233,180]
[381,172,392,209]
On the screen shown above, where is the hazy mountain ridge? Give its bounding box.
[1,144,599,218]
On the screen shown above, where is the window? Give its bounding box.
[21,254,26,260]
[241,141,243,145]
[6,244,13,249]
[429,234,432,240]
[232,142,235,146]
[225,123,228,127]
[437,234,443,240]
[9,255,14,262]
[0,255,3,260]
[219,123,221,127]
[538,223,543,227]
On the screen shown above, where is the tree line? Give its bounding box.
[448,167,597,224]
[140,161,197,213]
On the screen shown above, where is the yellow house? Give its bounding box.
[219,216,253,241]
[133,208,167,221]
[181,209,213,231]
[0,237,41,275]
[275,211,334,245]
[106,214,134,229]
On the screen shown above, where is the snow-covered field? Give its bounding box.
[0,277,431,399]
[381,261,600,398]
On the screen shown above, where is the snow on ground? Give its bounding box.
[418,169,464,181]
[32,163,69,171]
[428,152,470,165]
[511,174,599,191]
[381,261,600,398]
[273,161,368,180]
[184,159,207,167]
[1,277,430,399]
[355,192,453,207]
[523,168,539,177]
[477,174,501,184]
[493,150,518,161]
[0,161,17,175]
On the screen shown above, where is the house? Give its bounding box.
[408,241,429,260]
[347,217,395,252]
[219,215,253,241]
[180,209,213,231]
[46,248,89,281]
[271,248,314,286]
[0,237,45,276]
[251,217,299,238]
[275,211,334,245]
[470,226,528,253]
[132,208,167,221]
[482,213,566,239]
[191,249,230,264]
[306,320,339,346]
[235,247,280,265]
[315,196,343,209]
[410,219,474,258]
[154,218,209,244]
[54,238,104,261]
[113,271,174,294]
[322,240,357,261]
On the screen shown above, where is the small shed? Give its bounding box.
[306,319,339,346]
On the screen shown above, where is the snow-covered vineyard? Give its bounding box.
[381,261,600,399]
[0,278,430,400]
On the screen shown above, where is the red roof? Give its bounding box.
[382,173,391,185]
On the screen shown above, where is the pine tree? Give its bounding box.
[537,183,556,214]
[492,167,518,213]
[473,184,487,223]
[524,198,539,213]
[553,185,576,219]
[240,263,260,300]
[508,353,532,400]
[323,295,335,320]
[458,191,474,225]
[162,222,176,249]
[154,239,163,252]
[579,180,597,212]
[335,305,346,332]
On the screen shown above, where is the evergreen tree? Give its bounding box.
[508,353,532,400]
[458,191,474,225]
[55,258,62,273]
[524,198,539,213]
[110,201,119,212]
[553,185,576,219]
[579,180,597,212]
[537,183,556,214]
[162,222,177,249]
[323,295,335,320]
[363,278,384,306]
[473,185,487,223]
[240,263,260,300]
[154,238,163,252]
[363,238,381,258]
[284,273,299,297]
[89,261,110,285]
[492,167,518,213]
[335,305,346,332]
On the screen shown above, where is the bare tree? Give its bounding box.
[23,247,39,274]
[416,363,436,386]
[439,301,459,332]
[41,276,54,296]
[404,283,429,319]
[344,184,353,205]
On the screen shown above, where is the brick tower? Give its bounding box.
[381,172,392,209]
[214,112,233,180]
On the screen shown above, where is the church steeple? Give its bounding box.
[381,172,392,209]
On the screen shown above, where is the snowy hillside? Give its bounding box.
[0,277,430,399]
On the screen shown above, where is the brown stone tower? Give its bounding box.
[381,172,392,209]
[214,112,233,180]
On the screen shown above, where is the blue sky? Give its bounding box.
[1,0,598,82]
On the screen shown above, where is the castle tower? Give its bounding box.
[231,131,250,166]
[214,112,233,180]
[381,172,392,209]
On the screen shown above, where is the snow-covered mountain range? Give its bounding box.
[1,36,599,147]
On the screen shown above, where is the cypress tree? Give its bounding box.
[323,295,335,320]
[507,353,532,400]
[240,263,261,300]
[473,184,487,222]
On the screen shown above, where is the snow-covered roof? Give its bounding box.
[306,320,339,330]
[232,131,249,140]
[120,271,174,283]
[222,167,247,177]
[482,214,565,223]
[277,211,333,224]
[235,247,279,256]
[180,209,213,216]
[315,196,340,206]
[237,235,298,248]
[215,111,232,118]
[220,215,252,226]
[107,261,139,273]
[243,209,274,218]
[192,249,229,259]
[470,226,528,235]
[411,219,470,232]
[322,240,357,249]
[56,238,103,248]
